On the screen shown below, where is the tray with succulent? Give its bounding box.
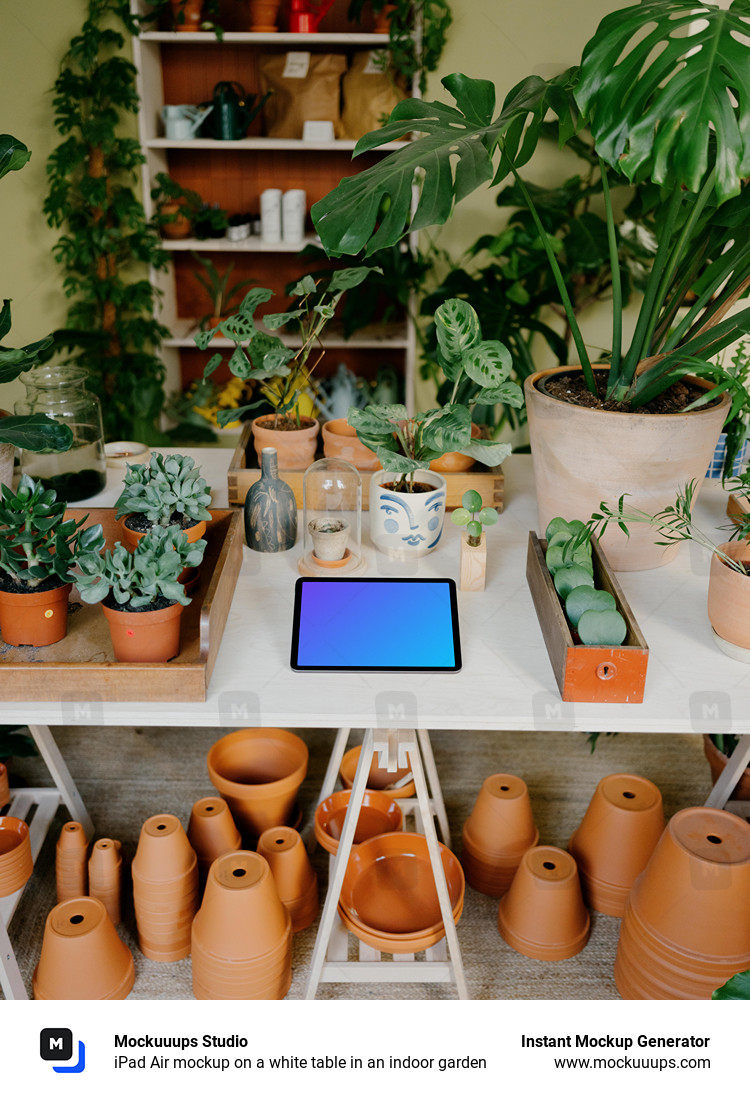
[114,451,212,551]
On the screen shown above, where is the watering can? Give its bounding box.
[161,104,213,141]
[288,0,336,33]
[201,82,271,141]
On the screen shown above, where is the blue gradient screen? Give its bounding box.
[292,579,460,671]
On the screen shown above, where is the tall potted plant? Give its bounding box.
[312,0,750,569]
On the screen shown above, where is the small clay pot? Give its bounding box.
[251,415,319,471]
[132,814,198,961]
[88,839,123,926]
[171,0,204,31]
[339,745,416,798]
[707,542,750,655]
[55,821,89,903]
[497,846,590,961]
[0,762,9,807]
[314,788,403,855]
[256,826,318,931]
[102,600,183,663]
[321,418,381,470]
[0,583,72,647]
[569,773,665,916]
[461,774,539,897]
[187,796,242,887]
[118,516,206,554]
[0,816,33,897]
[247,0,281,31]
[307,517,349,562]
[33,897,134,1000]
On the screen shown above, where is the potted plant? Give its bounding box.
[348,298,520,557]
[707,339,750,481]
[313,0,750,570]
[451,488,498,591]
[308,516,349,562]
[0,474,105,647]
[74,523,207,662]
[114,451,212,552]
[346,0,452,94]
[194,202,230,241]
[190,253,256,329]
[150,173,203,240]
[196,266,376,469]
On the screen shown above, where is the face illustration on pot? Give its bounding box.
[376,488,446,551]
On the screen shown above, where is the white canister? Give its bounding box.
[368,469,447,559]
[282,189,307,245]
[260,188,282,244]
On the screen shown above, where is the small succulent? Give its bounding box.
[75,524,206,609]
[544,516,627,646]
[450,489,498,547]
[0,474,104,590]
[114,452,212,528]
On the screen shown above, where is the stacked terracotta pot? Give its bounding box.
[187,796,242,889]
[0,816,33,897]
[498,845,590,960]
[257,826,318,932]
[55,820,89,902]
[33,897,134,999]
[132,813,198,961]
[0,762,9,807]
[192,850,292,999]
[615,806,750,998]
[88,838,123,926]
[461,774,539,896]
[314,788,403,855]
[339,745,415,798]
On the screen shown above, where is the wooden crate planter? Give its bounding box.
[0,509,243,703]
[227,423,504,512]
[526,531,649,703]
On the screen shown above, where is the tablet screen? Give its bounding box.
[291,578,461,672]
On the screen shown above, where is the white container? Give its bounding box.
[282,189,306,245]
[260,188,282,244]
[368,468,447,559]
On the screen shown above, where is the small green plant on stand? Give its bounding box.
[451,489,498,547]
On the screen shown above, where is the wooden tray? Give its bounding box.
[0,509,243,702]
[227,423,504,512]
[526,531,649,703]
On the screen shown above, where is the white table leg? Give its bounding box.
[704,734,750,810]
[417,727,451,847]
[0,918,27,1000]
[27,725,94,838]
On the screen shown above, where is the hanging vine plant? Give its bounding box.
[348,1,452,94]
[44,0,170,443]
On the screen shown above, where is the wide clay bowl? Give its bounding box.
[339,832,464,938]
[337,896,464,954]
[0,816,33,896]
[314,789,403,855]
[339,746,416,799]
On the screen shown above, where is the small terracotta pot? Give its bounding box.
[321,418,381,470]
[0,582,72,647]
[246,0,281,31]
[314,788,403,856]
[207,728,309,842]
[0,762,9,807]
[159,200,193,239]
[33,897,134,999]
[461,774,539,897]
[89,838,123,926]
[707,542,750,655]
[251,415,320,471]
[187,796,242,888]
[497,846,590,961]
[102,600,183,663]
[373,3,396,32]
[171,0,203,31]
[55,821,89,903]
[569,773,665,917]
[339,745,416,798]
[118,516,207,554]
[0,817,33,897]
[703,734,750,802]
[132,814,198,961]
[429,423,481,474]
[257,826,318,931]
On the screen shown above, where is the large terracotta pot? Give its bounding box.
[524,367,729,571]
[369,468,447,558]
[101,600,183,662]
[0,582,72,647]
[321,418,380,470]
[707,541,750,657]
[251,415,319,471]
[33,897,134,1000]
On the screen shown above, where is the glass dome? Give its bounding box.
[299,457,365,576]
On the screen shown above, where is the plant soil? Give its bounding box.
[542,371,720,414]
[102,593,177,613]
[256,415,317,432]
[124,512,201,534]
[0,574,67,595]
[384,480,436,494]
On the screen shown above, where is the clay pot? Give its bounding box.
[55,820,89,903]
[461,774,539,897]
[569,773,665,917]
[703,734,750,802]
[102,600,183,663]
[707,542,750,657]
[118,515,206,554]
[0,816,33,897]
[171,0,204,31]
[497,846,591,961]
[88,839,123,926]
[132,813,198,961]
[0,582,72,647]
[257,826,318,931]
[373,3,396,32]
[614,806,750,999]
[308,517,349,561]
[337,896,465,955]
[314,788,403,855]
[187,796,242,887]
[246,0,281,31]
[158,200,193,239]
[429,423,481,473]
[0,762,9,807]
[33,897,135,999]
[251,415,320,471]
[207,728,308,842]
[525,367,728,571]
[339,745,415,798]
[321,418,381,470]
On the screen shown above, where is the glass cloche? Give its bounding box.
[299,457,365,576]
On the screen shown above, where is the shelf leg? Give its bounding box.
[0,918,28,1000]
[27,725,94,839]
[704,733,750,809]
[417,728,451,847]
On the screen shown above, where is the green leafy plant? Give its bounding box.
[150,172,203,231]
[198,267,377,428]
[713,970,750,999]
[190,254,256,327]
[44,0,171,443]
[347,0,452,94]
[0,475,105,591]
[75,522,206,609]
[138,0,222,35]
[348,298,522,490]
[114,452,212,528]
[194,203,230,240]
[313,0,750,411]
[450,489,498,546]
[713,339,750,480]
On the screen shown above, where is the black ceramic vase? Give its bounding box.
[244,447,297,552]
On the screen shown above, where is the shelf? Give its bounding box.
[147,137,406,151]
[165,318,411,350]
[161,235,320,252]
[140,31,390,44]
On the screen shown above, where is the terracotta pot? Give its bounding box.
[118,515,206,553]
[369,468,447,558]
[257,826,318,931]
[0,582,71,647]
[314,788,403,855]
[207,728,308,842]
[246,0,281,31]
[497,846,590,961]
[461,774,539,897]
[337,896,465,955]
[102,600,183,663]
[524,367,729,571]
[569,773,665,917]
[429,423,481,473]
[703,734,750,802]
[0,441,13,490]
[373,3,396,32]
[251,415,320,471]
[171,0,204,31]
[615,807,750,999]
[321,418,381,470]
[339,745,415,798]
[0,816,33,897]
[33,897,134,1000]
[88,838,123,926]
[55,820,89,903]
[707,542,750,657]
[187,796,242,887]
[132,814,198,961]
[0,762,9,807]
[158,200,193,239]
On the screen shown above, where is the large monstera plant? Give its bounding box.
[313,0,750,413]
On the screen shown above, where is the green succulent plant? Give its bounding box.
[75,523,206,609]
[544,516,626,646]
[450,489,498,547]
[0,475,105,590]
[114,452,212,528]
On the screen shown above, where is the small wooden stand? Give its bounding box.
[460,532,486,591]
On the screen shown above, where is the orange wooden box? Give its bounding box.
[526,531,649,704]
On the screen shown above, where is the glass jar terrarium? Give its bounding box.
[14,365,106,501]
[299,457,365,576]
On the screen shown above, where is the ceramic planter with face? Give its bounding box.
[368,469,447,558]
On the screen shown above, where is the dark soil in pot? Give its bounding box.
[540,371,721,414]
[102,594,177,614]
[0,574,67,595]
[255,415,317,432]
[124,512,202,534]
[382,481,437,494]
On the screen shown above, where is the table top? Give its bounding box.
[2,450,748,734]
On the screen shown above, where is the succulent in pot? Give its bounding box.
[114,451,212,551]
[0,474,105,646]
[74,523,207,662]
